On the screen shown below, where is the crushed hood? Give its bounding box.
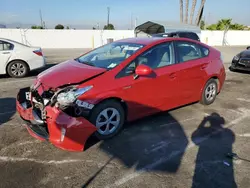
[36,60,106,89]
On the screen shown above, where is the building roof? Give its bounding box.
[134,21,201,35]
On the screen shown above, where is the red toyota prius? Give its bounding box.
[16,37,226,151]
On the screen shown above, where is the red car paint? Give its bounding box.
[16,100,97,151]
[37,60,106,89]
[16,37,226,151]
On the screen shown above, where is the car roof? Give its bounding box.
[0,38,30,47]
[116,36,204,46]
[116,37,173,45]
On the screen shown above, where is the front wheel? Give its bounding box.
[89,100,125,140]
[200,79,218,105]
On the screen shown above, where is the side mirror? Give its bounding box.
[135,64,153,77]
[247,46,250,50]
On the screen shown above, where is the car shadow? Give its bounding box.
[82,101,190,187]
[81,103,236,187]
[191,113,237,188]
[27,63,58,77]
[0,97,16,126]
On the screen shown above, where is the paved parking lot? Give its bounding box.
[0,47,250,188]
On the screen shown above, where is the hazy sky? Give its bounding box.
[1,0,250,29]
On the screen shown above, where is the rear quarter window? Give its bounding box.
[200,45,210,57]
[0,41,14,51]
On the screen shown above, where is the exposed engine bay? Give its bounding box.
[27,82,95,121]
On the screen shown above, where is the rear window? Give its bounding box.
[0,40,14,51]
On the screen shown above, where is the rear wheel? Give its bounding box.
[89,100,125,140]
[200,79,218,105]
[7,60,29,78]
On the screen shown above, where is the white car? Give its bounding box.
[0,38,46,78]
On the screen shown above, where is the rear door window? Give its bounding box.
[175,41,204,63]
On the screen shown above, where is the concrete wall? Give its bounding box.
[0,29,134,49]
[0,29,250,49]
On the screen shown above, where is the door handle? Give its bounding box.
[169,73,176,79]
[201,64,208,70]
[123,85,132,90]
[2,52,10,54]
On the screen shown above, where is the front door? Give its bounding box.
[115,42,179,121]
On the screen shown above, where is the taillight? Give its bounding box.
[33,49,43,56]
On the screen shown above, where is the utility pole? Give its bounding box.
[39,9,43,28]
[131,13,133,30]
[107,7,110,25]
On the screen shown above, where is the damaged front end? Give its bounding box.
[16,81,97,152]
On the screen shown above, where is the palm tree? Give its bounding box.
[180,0,184,23]
[184,0,189,24]
[189,0,197,24]
[195,0,206,26]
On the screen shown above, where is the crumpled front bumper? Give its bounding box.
[16,87,97,152]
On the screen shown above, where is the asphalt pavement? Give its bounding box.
[0,46,250,188]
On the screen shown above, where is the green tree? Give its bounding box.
[103,23,115,30]
[31,25,43,29]
[55,24,64,29]
[230,23,245,30]
[200,20,205,30]
[66,26,70,29]
[206,24,217,30]
[206,18,247,31]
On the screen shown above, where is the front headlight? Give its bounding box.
[57,86,93,107]
[233,55,240,61]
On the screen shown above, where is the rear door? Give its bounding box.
[0,40,13,74]
[174,40,210,104]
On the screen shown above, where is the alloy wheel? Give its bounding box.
[205,83,217,102]
[96,108,121,135]
[10,63,26,77]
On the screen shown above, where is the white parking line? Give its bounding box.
[105,108,250,188]
[237,98,250,103]
[237,133,250,137]
[0,156,83,165]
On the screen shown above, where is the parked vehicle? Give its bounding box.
[230,46,250,72]
[16,37,226,151]
[150,31,200,41]
[0,38,46,78]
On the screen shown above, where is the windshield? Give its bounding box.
[76,42,145,69]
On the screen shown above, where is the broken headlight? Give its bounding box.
[56,86,93,107]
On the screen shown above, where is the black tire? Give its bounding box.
[7,60,29,78]
[229,66,236,72]
[89,100,125,140]
[200,79,218,105]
